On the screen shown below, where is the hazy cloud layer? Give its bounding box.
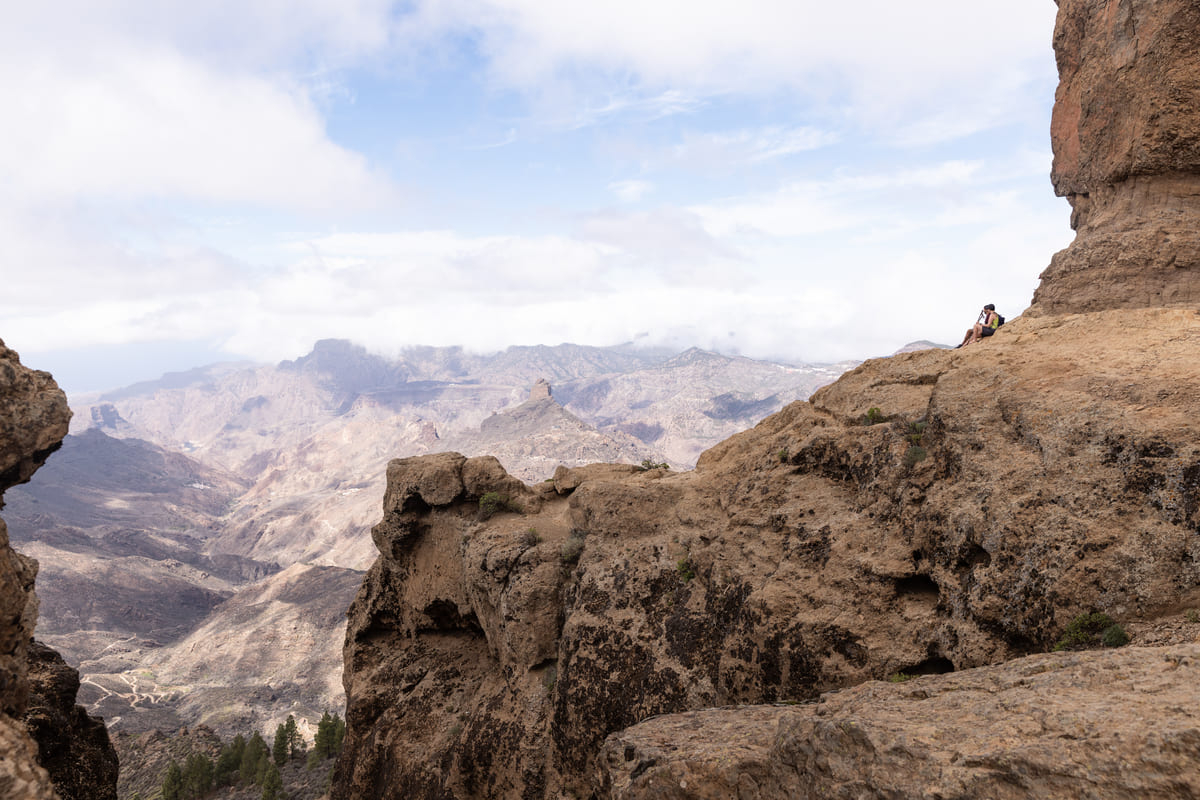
[1,1,1069,393]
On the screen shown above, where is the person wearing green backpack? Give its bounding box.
[957,303,1004,348]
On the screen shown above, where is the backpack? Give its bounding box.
[996,314,1006,326]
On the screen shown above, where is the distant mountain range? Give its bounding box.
[7,339,870,736]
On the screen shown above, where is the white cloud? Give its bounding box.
[397,0,1056,134]
[608,180,653,203]
[0,46,393,212]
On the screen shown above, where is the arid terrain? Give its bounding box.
[4,341,851,741]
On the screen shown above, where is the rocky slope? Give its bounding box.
[75,563,363,737]
[1032,0,1200,314]
[332,306,1200,799]
[0,340,118,800]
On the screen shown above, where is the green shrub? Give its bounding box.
[521,527,542,547]
[1101,623,1130,648]
[676,557,695,583]
[1054,612,1126,651]
[636,459,670,471]
[1186,609,1199,624]
[907,420,927,444]
[560,534,585,565]
[888,672,913,683]
[903,446,928,466]
[777,448,789,463]
[478,491,520,520]
[864,407,885,425]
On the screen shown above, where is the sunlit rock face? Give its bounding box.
[1031,0,1200,314]
[0,339,118,800]
[333,309,1200,799]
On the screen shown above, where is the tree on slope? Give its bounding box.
[161,760,183,800]
[272,722,289,767]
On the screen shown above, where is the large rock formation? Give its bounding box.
[0,340,118,800]
[333,308,1200,799]
[329,5,1200,797]
[601,643,1200,799]
[1031,0,1200,314]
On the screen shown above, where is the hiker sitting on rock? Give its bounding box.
[958,304,1002,347]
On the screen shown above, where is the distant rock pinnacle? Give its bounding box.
[530,378,552,402]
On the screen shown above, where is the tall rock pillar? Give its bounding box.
[1030,0,1200,314]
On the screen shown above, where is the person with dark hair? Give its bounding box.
[958,303,1002,347]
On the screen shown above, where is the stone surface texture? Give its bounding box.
[0,339,117,800]
[601,643,1200,800]
[333,309,1200,799]
[1032,0,1200,314]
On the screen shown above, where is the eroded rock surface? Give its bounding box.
[335,309,1200,799]
[1032,0,1200,314]
[0,340,117,800]
[601,643,1200,800]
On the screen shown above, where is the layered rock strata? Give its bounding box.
[335,309,1200,799]
[1031,0,1200,314]
[0,340,118,800]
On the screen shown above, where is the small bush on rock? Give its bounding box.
[560,533,585,565]
[478,491,519,520]
[1054,612,1129,651]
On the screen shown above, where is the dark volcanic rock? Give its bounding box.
[24,642,118,800]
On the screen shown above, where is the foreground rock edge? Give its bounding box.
[0,339,119,800]
[601,642,1200,799]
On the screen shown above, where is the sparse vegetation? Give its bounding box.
[478,491,520,520]
[560,533,585,564]
[888,672,914,683]
[907,420,927,444]
[521,527,542,547]
[676,556,695,583]
[864,407,886,425]
[1186,609,1199,624]
[903,445,928,466]
[777,448,789,463]
[1053,612,1129,651]
[636,459,670,471]
[159,711,346,800]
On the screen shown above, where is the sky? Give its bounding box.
[0,1,1071,395]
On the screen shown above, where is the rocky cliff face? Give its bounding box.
[333,307,1200,799]
[0,340,117,800]
[1032,0,1200,314]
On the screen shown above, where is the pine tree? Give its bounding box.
[314,712,334,759]
[241,732,270,785]
[182,752,214,799]
[332,713,346,753]
[272,722,289,767]
[261,762,284,800]
[284,714,304,760]
[216,734,245,786]
[161,760,183,800]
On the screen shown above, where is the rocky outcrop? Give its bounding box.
[24,643,119,800]
[0,339,118,800]
[1031,0,1200,314]
[601,643,1200,799]
[334,308,1200,799]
